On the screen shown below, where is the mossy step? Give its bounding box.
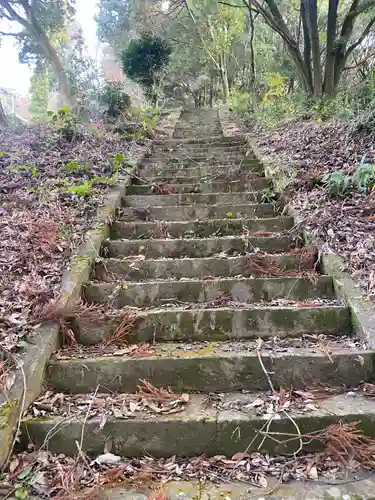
[84,276,335,308]
[102,235,293,259]
[140,163,264,179]
[21,393,375,459]
[146,146,253,155]
[126,179,269,195]
[95,253,312,281]
[123,191,263,208]
[141,156,259,168]
[119,203,275,222]
[153,136,246,146]
[110,217,294,239]
[77,305,351,345]
[46,343,372,394]
[135,170,265,185]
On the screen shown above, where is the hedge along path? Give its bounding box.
[6,107,375,496]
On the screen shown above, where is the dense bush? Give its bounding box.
[121,33,172,106]
[99,81,131,119]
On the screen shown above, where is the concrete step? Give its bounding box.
[101,235,293,259]
[22,393,375,458]
[84,276,335,308]
[76,305,350,345]
[95,253,314,281]
[123,191,263,208]
[141,156,258,168]
[136,170,265,184]
[118,203,275,222]
[153,136,246,146]
[126,179,269,195]
[46,341,372,393]
[110,217,294,239]
[153,143,247,152]
[140,164,264,179]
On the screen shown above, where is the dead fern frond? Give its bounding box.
[101,308,138,347]
[314,421,375,469]
[31,300,107,346]
[136,379,183,403]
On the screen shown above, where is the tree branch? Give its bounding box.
[345,15,375,60]
[0,30,26,36]
[0,0,31,31]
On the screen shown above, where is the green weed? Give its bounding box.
[61,161,91,174]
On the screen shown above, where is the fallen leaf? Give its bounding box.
[94,453,122,466]
[307,465,318,480]
[257,473,268,488]
[231,452,250,461]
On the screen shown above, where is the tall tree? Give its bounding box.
[241,0,375,96]
[172,0,245,103]
[0,98,7,126]
[0,0,76,107]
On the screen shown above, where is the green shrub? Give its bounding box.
[352,161,375,192]
[228,91,251,117]
[121,33,171,106]
[99,82,131,119]
[48,106,77,141]
[321,172,351,197]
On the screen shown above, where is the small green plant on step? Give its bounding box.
[321,172,351,197]
[261,187,278,203]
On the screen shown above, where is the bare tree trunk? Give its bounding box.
[219,54,230,104]
[304,0,322,96]
[323,0,339,94]
[37,34,76,109]
[0,98,7,126]
[301,1,313,91]
[248,7,256,88]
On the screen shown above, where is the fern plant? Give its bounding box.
[321,172,351,197]
[352,162,375,192]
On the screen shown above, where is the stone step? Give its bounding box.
[153,136,246,146]
[110,217,294,239]
[95,253,313,281]
[118,203,275,222]
[153,141,247,150]
[141,155,258,167]
[123,192,263,208]
[84,276,335,308]
[46,342,371,393]
[126,179,269,195]
[136,169,265,184]
[76,305,350,345]
[140,164,264,179]
[101,235,293,259]
[21,393,375,458]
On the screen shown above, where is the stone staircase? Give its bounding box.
[23,109,375,466]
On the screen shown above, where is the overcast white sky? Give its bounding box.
[0,0,98,95]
